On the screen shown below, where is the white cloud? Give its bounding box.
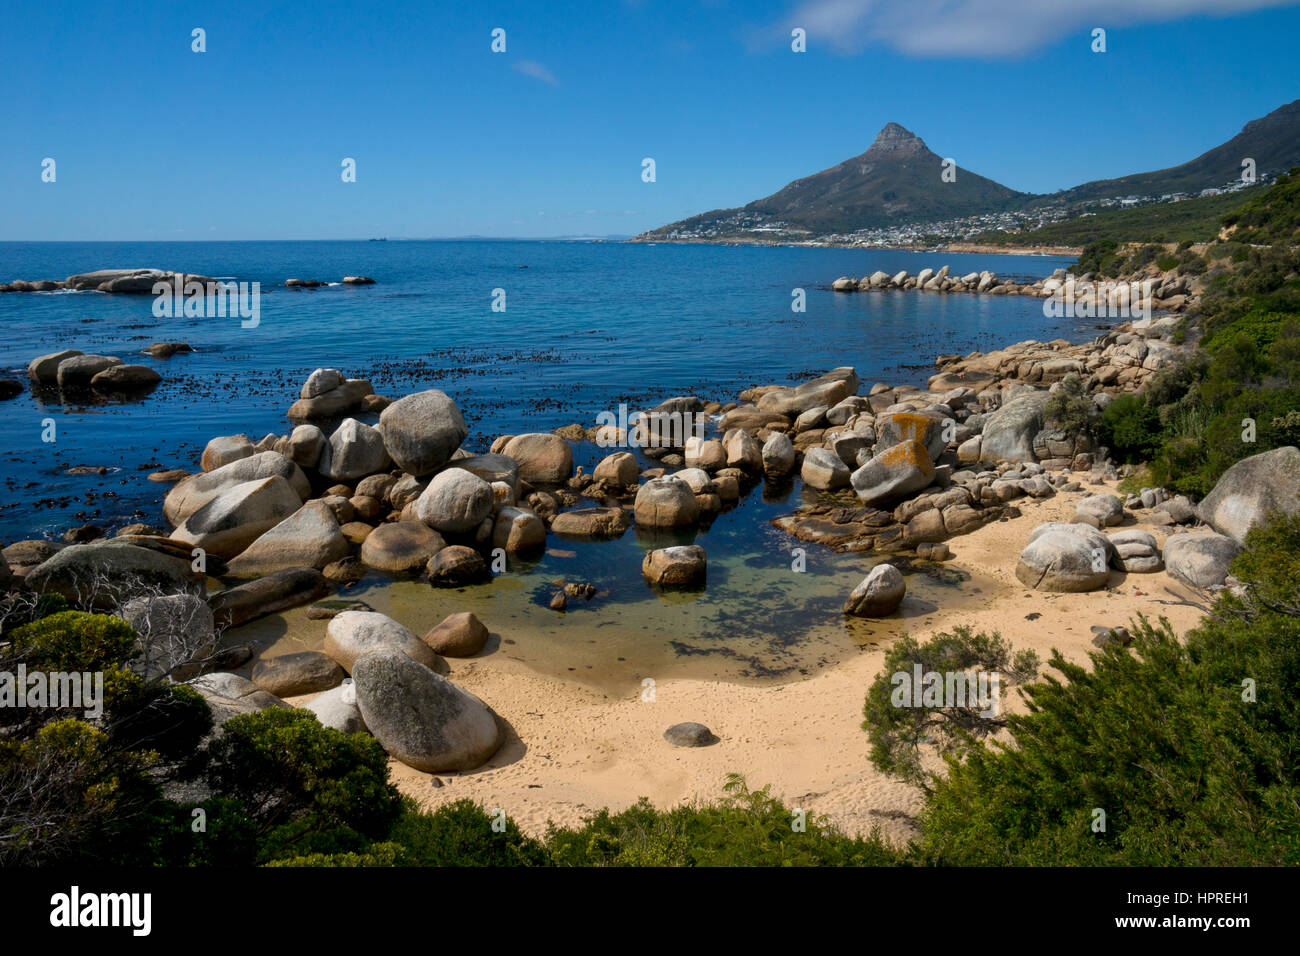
[512,60,559,86]
[774,0,1300,57]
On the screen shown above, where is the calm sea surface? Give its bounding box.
[0,240,1082,684]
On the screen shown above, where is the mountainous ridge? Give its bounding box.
[637,98,1300,241]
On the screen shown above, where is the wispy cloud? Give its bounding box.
[512,60,559,86]
[765,0,1300,57]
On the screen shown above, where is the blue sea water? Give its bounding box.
[0,239,1078,540]
[0,240,1085,682]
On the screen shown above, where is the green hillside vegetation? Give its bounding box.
[1095,168,1300,496]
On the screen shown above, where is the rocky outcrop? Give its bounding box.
[1197,446,1300,544]
[223,501,350,577]
[851,440,936,507]
[252,650,346,698]
[171,476,305,559]
[26,541,202,608]
[164,452,310,526]
[359,521,445,573]
[416,468,494,534]
[551,507,633,539]
[1015,523,1114,592]
[208,567,331,629]
[502,433,574,484]
[318,418,391,483]
[634,476,700,528]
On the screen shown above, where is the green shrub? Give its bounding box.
[267,843,407,867]
[385,798,549,866]
[203,708,402,863]
[1043,372,1098,437]
[0,593,70,637]
[6,611,137,672]
[546,775,900,866]
[0,719,162,866]
[1156,253,1179,271]
[104,681,212,764]
[1098,393,1163,462]
[862,627,1039,790]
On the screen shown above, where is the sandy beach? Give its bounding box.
[278,476,1209,842]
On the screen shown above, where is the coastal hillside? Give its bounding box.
[637,123,1032,239]
[1043,97,1300,204]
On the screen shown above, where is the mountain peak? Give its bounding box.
[868,122,926,154]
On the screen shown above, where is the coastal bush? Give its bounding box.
[0,719,163,866]
[910,511,1300,866]
[1043,372,1099,437]
[1221,167,1300,245]
[862,627,1039,790]
[1097,393,1163,461]
[267,843,407,867]
[384,798,549,866]
[1156,253,1179,271]
[103,680,212,765]
[1072,238,1121,277]
[203,708,403,863]
[546,775,899,866]
[6,610,137,673]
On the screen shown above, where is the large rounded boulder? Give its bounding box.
[163,451,310,526]
[359,520,445,573]
[319,418,392,483]
[26,541,202,608]
[633,476,699,528]
[1164,531,1242,590]
[353,648,503,772]
[1196,446,1300,544]
[171,476,304,559]
[1015,523,1114,592]
[502,433,573,484]
[323,610,447,674]
[378,390,468,476]
[223,500,350,577]
[851,440,936,507]
[416,468,494,534]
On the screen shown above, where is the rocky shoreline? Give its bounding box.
[828,264,1198,314]
[4,257,1294,781]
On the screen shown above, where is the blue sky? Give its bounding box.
[4,0,1299,240]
